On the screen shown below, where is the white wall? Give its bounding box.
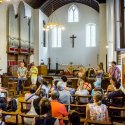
[39,11,49,65]
[48,3,99,69]
[33,9,49,66]
[0,0,32,74]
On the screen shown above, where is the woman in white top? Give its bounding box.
[75,85,89,103]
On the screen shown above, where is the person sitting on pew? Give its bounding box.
[68,110,80,125]
[91,81,104,96]
[106,81,124,106]
[75,84,89,103]
[37,73,43,86]
[85,91,109,124]
[107,77,117,92]
[32,98,59,125]
[66,80,75,95]
[0,93,17,112]
[41,79,50,97]
[77,78,92,92]
[51,80,59,92]
[24,85,38,102]
[61,76,67,88]
[57,81,71,105]
[32,89,46,115]
[60,76,75,94]
[51,91,68,125]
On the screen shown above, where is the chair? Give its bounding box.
[108,106,125,123]
[19,113,38,125]
[65,104,86,117]
[8,82,17,97]
[2,111,18,125]
[63,116,85,125]
[76,95,92,104]
[87,120,112,125]
[42,76,54,85]
[20,101,31,113]
[109,97,124,107]
[8,90,15,97]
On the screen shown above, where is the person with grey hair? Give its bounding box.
[57,81,71,105]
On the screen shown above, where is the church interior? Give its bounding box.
[0,0,125,124]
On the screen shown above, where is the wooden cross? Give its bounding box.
[70,35,77,48]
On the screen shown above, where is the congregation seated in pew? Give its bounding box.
[1,64,125,125]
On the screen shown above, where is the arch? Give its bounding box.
[18,1,25,18]
[18,1,29,49]
[8,4,18,47]
[41,0,99,16]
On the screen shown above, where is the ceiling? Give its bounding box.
[24,0,106,16]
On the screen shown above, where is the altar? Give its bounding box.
[59,64,83,75]
[60,64,82,70]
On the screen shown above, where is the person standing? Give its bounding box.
[93,64,104,88]
[17,62,27,95]
[109,61,121,81]
[30,63,38,85]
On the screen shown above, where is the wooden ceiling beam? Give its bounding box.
[41,0,100,16]
[24,0,106,16]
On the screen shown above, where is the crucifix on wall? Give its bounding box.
[70,35,77,48]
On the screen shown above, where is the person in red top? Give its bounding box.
[51,91,68,125]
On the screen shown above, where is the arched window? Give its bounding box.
[86,23,96,47]
[51,27,62,48]
[68,5,79,22]
[43,20,46,47]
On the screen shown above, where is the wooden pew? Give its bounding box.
[19,113,39,125]
[20,101,31,113]
[87,120,112,125]
[2,111,18,125]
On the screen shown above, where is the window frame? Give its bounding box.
[85,23,96,47]
[68,4,79,23]
[51,27,62,48]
